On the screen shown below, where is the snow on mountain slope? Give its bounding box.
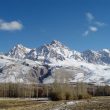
[82,49,110,65]
[27,40,83,63]
[8,44,31,59]
[0,55,49,83]
[1,52,110,85]
[98,49,110,64]
[82,50,102,64]
[7,40,110,65]
[43,59,110,85]
[2,40,110,85]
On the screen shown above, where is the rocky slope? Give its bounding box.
[0,40,110,85]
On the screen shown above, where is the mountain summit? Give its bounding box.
[8,44,31,59]
[7,40,110,65]
[27,40,82,63]
[1,40,110,84]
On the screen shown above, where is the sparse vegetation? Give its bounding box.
[49,83,91,101]
[0,83,46,98]
[0,82,110,102]
[0,83,109,110]
[0,97,109,110]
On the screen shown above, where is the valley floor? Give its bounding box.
[0,97,110,110]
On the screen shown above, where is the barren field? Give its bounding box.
[0,97,110,110]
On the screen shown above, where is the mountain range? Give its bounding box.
[1,40,110,85]
[7,40,110,65]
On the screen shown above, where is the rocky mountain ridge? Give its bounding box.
[7,40,110,65]
[0,40,110,85]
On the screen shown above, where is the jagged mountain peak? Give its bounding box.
[8,44,31,59]
[82,49,99,57]
[82,49,110,64]
[7,40,110,65]
[2,40,110,85]
[12,44,30,51]
[42,40,67,49]
[7,40,83,62]
[50,40,64,46]
[3,40,110,85]
[51,40,60,44]
[26,40,82,62]
[37,40,83,62]
[15,43,24,48]
[101,49,110,53]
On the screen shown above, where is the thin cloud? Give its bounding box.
[89,26,98,32]
[83,12,106,36]
[83,30,89,36]
[95,21,106,27]
[83,26,98,37]
[86,12,94,22]
[0,19,23,31]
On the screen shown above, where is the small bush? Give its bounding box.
[50,92,65,101]
[65,91,73,100]
[78,94,83,99]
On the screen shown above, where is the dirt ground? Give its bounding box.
[0,97,110,110]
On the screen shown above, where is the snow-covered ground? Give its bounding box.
[1,53,110,85]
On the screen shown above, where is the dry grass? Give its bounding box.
[0,99,62,110]
[66,96,110,110]
[0,97,110,110]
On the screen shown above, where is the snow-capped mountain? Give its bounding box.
[0,54,49,83]
[82,49,110,65]
[8,40,83,63]
[27,40,83,63]
[1,40,110,85]
[99,49,110,64]
[8,44,31,59]
[7,40,110,65]
[82,50,102,64]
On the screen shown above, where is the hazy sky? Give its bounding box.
[0,0,110,52]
